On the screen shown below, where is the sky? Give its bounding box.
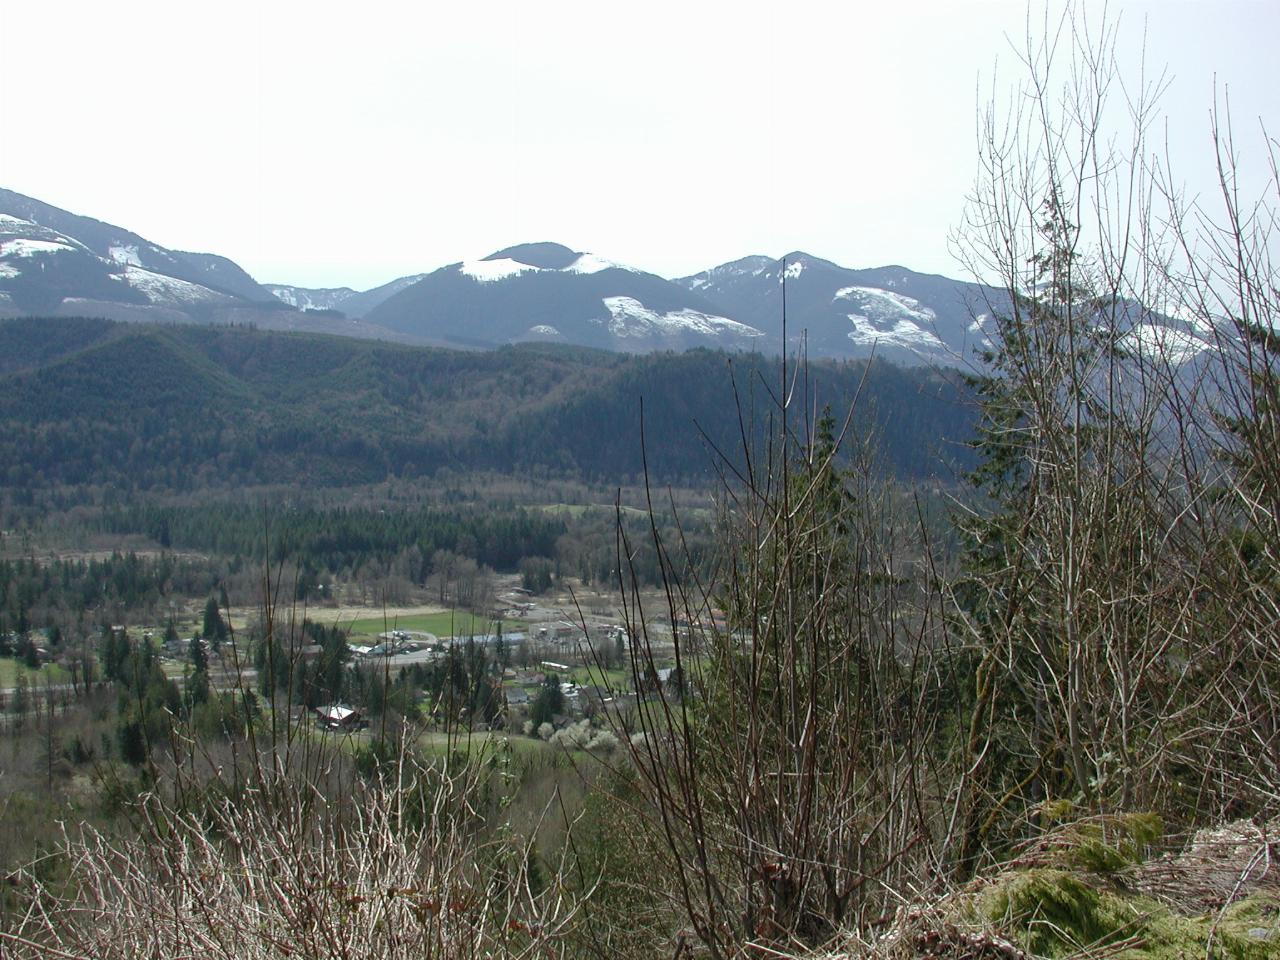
[0,0,1275,291]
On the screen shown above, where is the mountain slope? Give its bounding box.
[366,242,769,352]
[0,189,423,341]
[337,273,429,318]
[0,188,278,307]
[0,317,976,492]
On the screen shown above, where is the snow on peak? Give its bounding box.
[458,258,543,283]
[564,253,637,275]
[782,260,805,281]
[108,244,142,266]
[598,296,764,339]
[527,325,561,336]
[459,252,640,282]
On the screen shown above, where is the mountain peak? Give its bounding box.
[484,242,580,270]
[779,251,842,271]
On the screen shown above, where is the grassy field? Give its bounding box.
[565,664,632,690]
[0,658,71,688]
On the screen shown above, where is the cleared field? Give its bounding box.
[235,603,452,634]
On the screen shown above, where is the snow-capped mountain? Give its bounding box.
[0,189,283,315]
[678,253,1007,366]
[679,253,1227,367]
[0,188,1021,364]
[0,189,418,341]
[0,185,1218,368]
[365,242,767,353]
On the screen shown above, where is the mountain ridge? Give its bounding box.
[2,186,1198,368]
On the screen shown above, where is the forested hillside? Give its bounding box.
[0,317,975,496]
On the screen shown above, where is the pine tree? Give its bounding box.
[201,596,227,653]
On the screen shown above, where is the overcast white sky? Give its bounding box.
[0,1,1274,290]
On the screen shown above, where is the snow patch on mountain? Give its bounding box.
[1159,300,1224,337]
[268,288,307,308]
[118,266,224,305]
[108,244,142,266]
[846,314,946,350]
[1121,323,1208,364]
[835,286,937,325]
[597,296,764,339]
[0,263,20,279]
[266,285,356,311]
[564,253,636,275]
[834,285,946,351]
[0,216,93,257]
[782,261,805,281]
[459,258,542,283]
[967,314,995,349]
[0,238,77,257]
[527,325,561,336]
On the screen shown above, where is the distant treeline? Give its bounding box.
[0,552,221,634]
[0,317,977,496]
[94,502,566,575]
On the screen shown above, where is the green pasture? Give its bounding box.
[0,658,71,689]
